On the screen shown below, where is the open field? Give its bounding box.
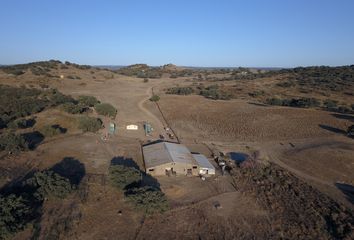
[0,62,353,239]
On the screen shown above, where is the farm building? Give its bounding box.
[143,142,200,176]
[192,153,215,175]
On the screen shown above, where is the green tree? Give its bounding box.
[323,99,338,109]
[109,165,141,190]
[61,102,85,114]
[94,103,117,118]
[25,170,73,200]
[0,132,28,153]
[78,95,99,107]
[0,194,31,239]
[125,186,169,214]
[40,125,62,137]
[78,116,102,132]
[149,95,160,102]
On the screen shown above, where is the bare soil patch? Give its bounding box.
[158,95,351,142]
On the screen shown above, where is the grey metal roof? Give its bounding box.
[143,142,198,169]
[192,154,215,170]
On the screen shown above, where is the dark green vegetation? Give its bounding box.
[117,64,163,79]
[266,97,353,113]
[166,87,194,95]
[109,165,141,190]
[0,132,28,153]
[0,60,95,78]
[78,116,102,133]
[118,64,193,79]
[169,69,194,78]
[108,162,168,215]
[0,85,74,128]
[0,194,31,240]
[40,124,65,137]
[0,60,61,76]
[166,85,232,100]
[348,125,354,138]
[198,84,232,100]
[277,65,354,92]
[61,102,86,114]
[149,95,160,102]
[94,103,117,118]
[125,186,169,214]
[232,162,354,239]
[8,118,35,130]
[62,95,101,115]
[0,158,84,239]
[266,97,320,108]
[78,95,99,107]
[25,170,73,200]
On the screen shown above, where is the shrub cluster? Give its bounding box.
[0,132,28,153]
[149,95,160,102]
[78,95,99,107]
[248,90,265,97]
[166,87,194,95]
[266,97,320,108]
[94,103,117,118]
[109,165,141,189]
[61,102,86,114]
[25,170,73,200]
[125,186,169,214]
[0,162,78,239]
[117,64,163,79]
[40,125,63,137]
[78,116,102,132]
[169,70,193,78]
[199,85,232,100]
[108,164,168,214]
[8,118,35,129]
[0,60,61,77]
[0,85,74,128]
[0,194,31,239]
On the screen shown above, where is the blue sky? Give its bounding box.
[1,0,354,67]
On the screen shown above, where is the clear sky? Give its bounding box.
[1,0,354,67]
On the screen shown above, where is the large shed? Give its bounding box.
[143,142,199,176]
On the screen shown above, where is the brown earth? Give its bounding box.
[1,64,353,239]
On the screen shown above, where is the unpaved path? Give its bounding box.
[137,86,165,129]
[60,76,166,139]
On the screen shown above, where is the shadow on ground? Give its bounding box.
[111,156,140,169]
[0,157,86,239]
[110,156,160,189]
[247,102,269,107]
[319,124,347,135]
[22,131,44,150]
[331,113,354,122]
[52,124,67,134]
[335,182,354,204]
[51,157,86,185]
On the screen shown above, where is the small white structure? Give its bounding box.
[126,124,138,130]
[192,154,216,175]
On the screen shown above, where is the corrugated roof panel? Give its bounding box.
[143,142,198,168]
[165,142,197,165]
[143,142,172,168]
[192,154,215,170]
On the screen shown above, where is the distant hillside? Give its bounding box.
[0,60,93,76]
[275,65,354,92]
